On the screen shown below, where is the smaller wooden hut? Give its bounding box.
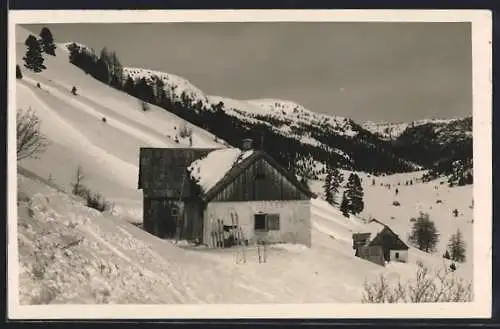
[352,222,409,266]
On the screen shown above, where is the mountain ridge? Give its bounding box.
[63,41,472,182]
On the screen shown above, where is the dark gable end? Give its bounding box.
[369,226,409,250]
[202,150,318,202]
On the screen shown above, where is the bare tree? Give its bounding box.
[71,165,86,196]
[16,108,49,161]
[361,261,472,303]
[70,165,113,212]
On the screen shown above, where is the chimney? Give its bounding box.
[242,138,253,151]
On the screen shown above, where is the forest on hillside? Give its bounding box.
[61,40,472,184]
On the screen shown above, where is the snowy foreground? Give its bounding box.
[14,25,473,304]
[17,171,469,304]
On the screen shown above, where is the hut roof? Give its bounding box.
[138,147,317,201]
[138,147,219,196]
[353,220,409,250]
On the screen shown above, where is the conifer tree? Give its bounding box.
[136,77,155,104]
[94,47,111,84]
[39,27,57,55]
[16,64,23,79]
[447,229,466,263]
[330,168,344,205]
[323,169,333,204]
[123,75,136,96]
[23,35,46,72]
[408,212,439,253]
[154,76,167,104]
[109,51,123,89]
[340,192,350,217]
[345,173,364,215]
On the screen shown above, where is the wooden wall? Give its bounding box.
[356,245,385,267]
[211,158,310,202]
[369,227,408,262]
[142,194,204,242]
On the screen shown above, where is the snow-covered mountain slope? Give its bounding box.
[62,39,472,178]
[17,46,226,151]
[122,66,359,155]
[362,117,472,141]
[121,66,425,174]
[124,67,211,108]
[361,117,473,183]
[122,67,357,137]
[15,26,472,304]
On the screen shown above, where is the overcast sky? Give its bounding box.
[25,22,472,122]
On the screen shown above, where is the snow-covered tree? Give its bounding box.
[448,158,473,187]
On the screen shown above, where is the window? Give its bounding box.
[395,252,400,259]
[254,213,280,231]
[254,214,267,230]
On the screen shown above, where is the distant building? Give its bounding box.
[137,139,316,248]
[352,222,409,266]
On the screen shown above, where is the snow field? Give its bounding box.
[308,170,473,281]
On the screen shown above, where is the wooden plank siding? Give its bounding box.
[181,200,204,242]
[210,158,309,202]
[142,196,204,242]
[368,226,409,262]
[143,197,177,238]
[142,180,201,199]
[138,147,216,197]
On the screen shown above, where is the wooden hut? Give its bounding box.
[137,139,317,247]
[352,222,409,266]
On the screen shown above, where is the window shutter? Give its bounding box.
[267,214,280,231]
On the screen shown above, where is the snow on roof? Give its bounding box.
[187,148,254,193]
[352,221,384,239]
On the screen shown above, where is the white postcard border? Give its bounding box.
[7,9,493,319]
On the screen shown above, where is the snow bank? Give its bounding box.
[187,148,253,193]
[17,174,376,304]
